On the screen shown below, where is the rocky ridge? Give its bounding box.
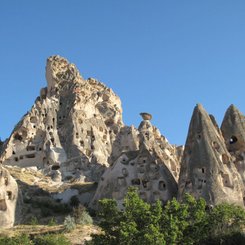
[0,55,244,228]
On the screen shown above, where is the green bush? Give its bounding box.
[33,234,71,245]
[72,204,93,225]
[48,217,57,226]
[88,187,245,245]
[63,215,76,232]
[29,216,39,225]
[0,234,33,245]
[0,234,71,245]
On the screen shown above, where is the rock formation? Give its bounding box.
[91,117,180,208]
[0,55,123,182]
[0,166,19,228]
[1,55,244,216]
[178,104,244,206]
[221,105,245,204]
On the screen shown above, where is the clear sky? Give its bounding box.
[1,1,245,145]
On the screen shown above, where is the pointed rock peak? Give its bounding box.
[45,55,84,95]
[221,104,245,152]
[188,104,219,139]
[178,104,244,206]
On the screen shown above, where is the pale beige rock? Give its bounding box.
[0,166,19,228]
[91,118,180,208]
[0,56,123,182]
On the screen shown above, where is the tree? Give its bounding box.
[88,188,245,245]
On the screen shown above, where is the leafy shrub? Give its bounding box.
[0,234,32,245]
[64,215,76,232]
[29,216,39,225]
[48,217,57,226]
[88,187,245,245]
[72,204,93,225]
[33,234,71,245]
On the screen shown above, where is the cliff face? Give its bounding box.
[0,56,123,182]
[0,55,244,213]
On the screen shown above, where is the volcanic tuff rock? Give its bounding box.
[0,166,19,228]
[0,55,123,182]
[91,118,179,208]
[221,105,245,204]
[0,54,245,221]
[178,104,244,206]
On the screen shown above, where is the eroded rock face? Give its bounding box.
[221,105,245,204]
[91,119,179,208]
[0,55,123,182]
[0,166,18,228]
[178,104,244,206]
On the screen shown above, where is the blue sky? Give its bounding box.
[1,1,245,145]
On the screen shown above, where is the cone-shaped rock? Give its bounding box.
[178,104,244,206]
[221,105,245,203]
[221,105,245,152]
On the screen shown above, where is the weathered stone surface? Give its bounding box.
[91,118,179,208]
[178,104,244,206]
[0,55,123,182]
[221,105,245,204]
[0,166,19,228]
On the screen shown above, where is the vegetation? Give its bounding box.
[88,187,245,245]
[72,204,93,226]
[0,233,71,245]
[63,215,76,232]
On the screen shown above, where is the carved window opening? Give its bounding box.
[0,199,7,211]
[142,179,149,189]
[52,165,60,170]
[26,154,35,159]
[117,177,126,186]
[26,145,35,151]
[122,168,128,177]
[131,178,140,185]
[4,177,8,185]
[158,180,166,191]
[14,133,22,141]
[222,154,229,164]
[7,191,12,200]
[212,141,220,151]
[12,151,15,155]
[201,168,205,173]
[229,136,238,144]
[14,157,18,162]
[121,158,127,164]
[139,165,145,173]
[30,116,37,123]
